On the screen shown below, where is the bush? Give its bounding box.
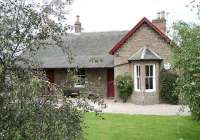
[0,0,105,139]
[160,71,178,104]
[116,75,133,102]
[0,77,81,140]
[172,22,200,120]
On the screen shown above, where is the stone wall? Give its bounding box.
[114,24,173,68]
[53,68,108,97]
[113,24,173,104]
[85,68,107,97]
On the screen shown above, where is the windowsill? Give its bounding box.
[134,89,141,92]
[134,89,156,92]
[145,89,156,92]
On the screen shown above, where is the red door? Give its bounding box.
[46,69,54,83]
[107,69,115,98]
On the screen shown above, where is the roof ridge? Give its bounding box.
[147,48,162,59]
[141,47,146,59]
[68,30,128,34]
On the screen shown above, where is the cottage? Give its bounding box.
[32,12,174,104]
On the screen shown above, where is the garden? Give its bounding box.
[85,113,200,140]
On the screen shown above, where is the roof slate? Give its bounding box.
[29,31,127,68]
[128,47,162,61]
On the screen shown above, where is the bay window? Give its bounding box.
[134,64,156,92]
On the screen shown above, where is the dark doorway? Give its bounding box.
[46,69,55,83]
[107,69,115,98]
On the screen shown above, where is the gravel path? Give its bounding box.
[102,100,191,116]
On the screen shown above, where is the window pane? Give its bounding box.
[76,69,86,85]
[149,77,153,89]
[135,65,141,90]
[136,65,140,76]
[145,65,149,76]
[150,65,153,76]
[137,78,139,89]
[145,77,153,90]
[145,78,149,89]
[139,66,141,76]
[145,65,155,91]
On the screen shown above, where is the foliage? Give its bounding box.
[60,70,79,90]
[0,75,84,140]
[85,113,200,140]
[160,71,178,104]
[116,75,133,102]
[172,21,200,120]
[0,0,104,139]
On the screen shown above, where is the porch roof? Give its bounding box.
[128,47,162,61]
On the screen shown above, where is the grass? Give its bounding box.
[84,113,200,140]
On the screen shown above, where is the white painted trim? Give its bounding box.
[134,64,141,92]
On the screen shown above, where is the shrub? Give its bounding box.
[160,71,178,104]
[172,21,200,120]
[116,75,133,102]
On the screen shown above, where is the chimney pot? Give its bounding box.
[152,11,166,33]
[156,12,161,19]
[74,15,81,33]
[160,11,165,19]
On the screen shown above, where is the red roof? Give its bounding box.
[109,17,173,55]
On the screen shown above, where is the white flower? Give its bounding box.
[191,82,195,85]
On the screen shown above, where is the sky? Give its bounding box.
[66,0,200,32]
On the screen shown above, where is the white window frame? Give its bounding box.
[145,64,156,92]
[134,64,141,92]
[74,69,86,88]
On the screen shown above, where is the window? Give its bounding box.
[74,69,86,88]
[145,64,155,92]
[134,65,141,91]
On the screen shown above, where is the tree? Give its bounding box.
[172,21,200,120]
[0,0,104,139]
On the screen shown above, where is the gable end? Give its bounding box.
[109,17,173,55]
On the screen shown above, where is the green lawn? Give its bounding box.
[84,113,200,140]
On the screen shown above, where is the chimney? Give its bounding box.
[74,15,81,33]
[152,11,166,33]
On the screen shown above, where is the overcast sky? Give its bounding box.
[67,0,199,32]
